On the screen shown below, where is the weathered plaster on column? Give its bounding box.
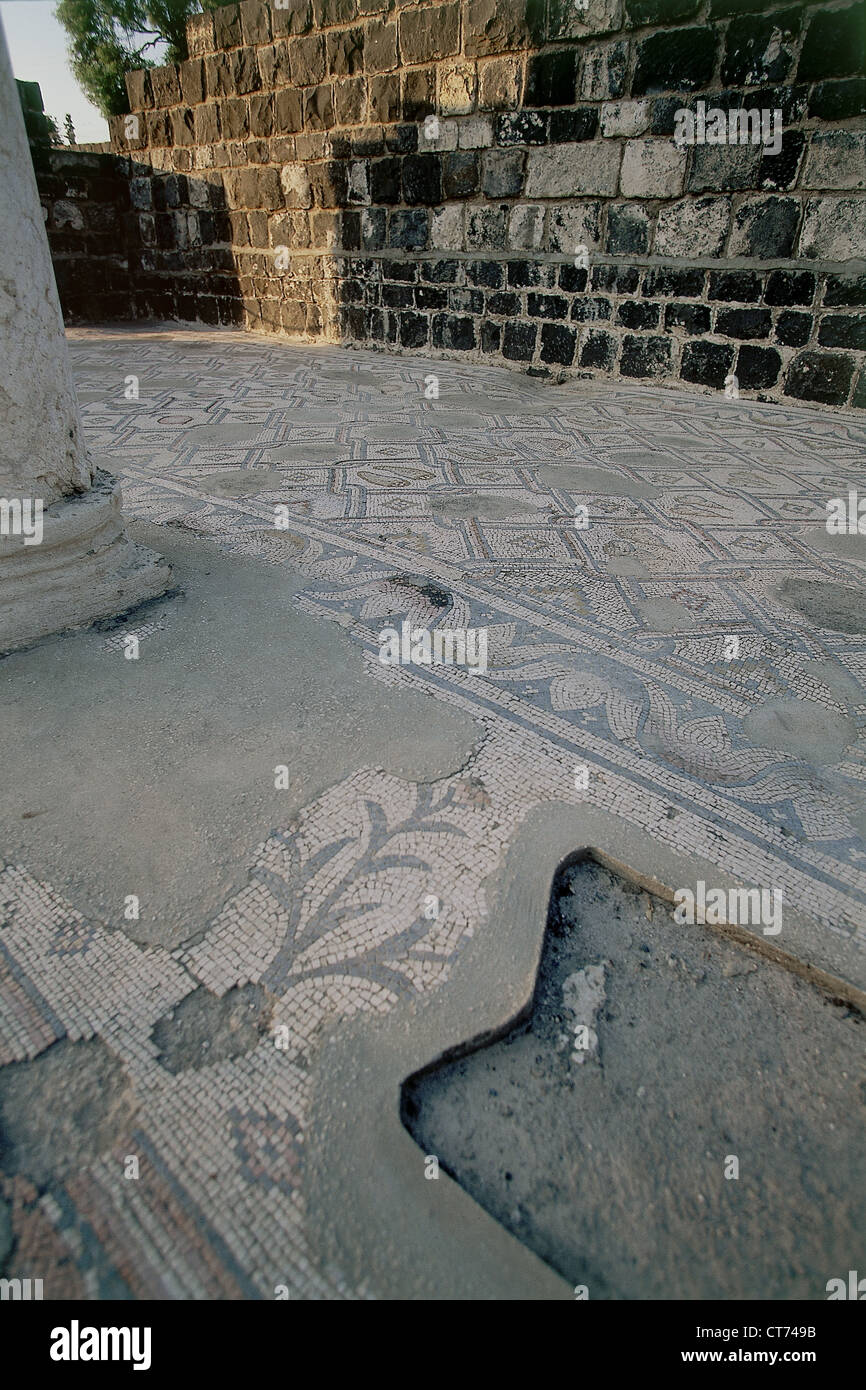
[0,19,170,653]
[0,27,91,503]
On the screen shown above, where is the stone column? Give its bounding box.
[0,19,169,654]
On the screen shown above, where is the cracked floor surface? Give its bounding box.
[0,325,865,1299]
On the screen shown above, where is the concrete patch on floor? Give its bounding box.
[0,1039,137,1186]
[199,469,285,498]
[150,984,272,1074]
[800,527,866,569]
[534,464,660,499]
[0,522,483,948]
[634,596,700,631]
[777,577,866,635]
[401,860,866,1300]
[743,698,858,765]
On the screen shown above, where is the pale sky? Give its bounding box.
[2,1,125,143]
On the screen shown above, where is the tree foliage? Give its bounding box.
[55,0,222,118]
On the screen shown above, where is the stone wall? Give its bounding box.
[16,79,57,150]
[84,0,866,406]
[38,149,135,322]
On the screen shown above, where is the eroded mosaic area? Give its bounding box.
[1,329,865,1299]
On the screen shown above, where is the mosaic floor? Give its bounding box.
[2,325,866,1299]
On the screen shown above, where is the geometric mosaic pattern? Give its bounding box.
[2,327,865,1299]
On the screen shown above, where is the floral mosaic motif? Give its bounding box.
[179,769,495,1008]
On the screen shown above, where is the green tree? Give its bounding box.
[55,1,222,118]
[64,112,77,143]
